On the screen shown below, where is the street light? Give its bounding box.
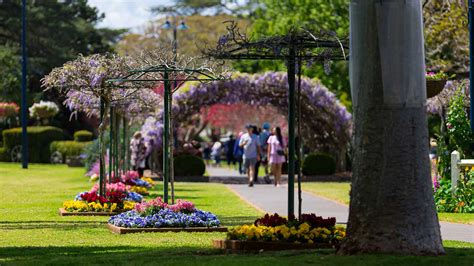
[160,16,188,203]
[469,0,474,132]
[161,17,189,60]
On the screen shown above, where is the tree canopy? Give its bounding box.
[0,0,126,101]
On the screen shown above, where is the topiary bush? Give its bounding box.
[50,141,92,158]
[74,130,94,142]
[173,155,206,176]
[0,147,8,161]
[302,153,336,176]
[2,126,65,163]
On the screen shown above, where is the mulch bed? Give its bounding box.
[107,223,228,234]
[58,208,120,216]
[213,239,333,251]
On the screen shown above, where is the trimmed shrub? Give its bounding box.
[2,126,65,163]
[302,153,336,176]
[74,130,94,142]
[0,147,8,161]
[173,155,206,176]
[50,141,92,158]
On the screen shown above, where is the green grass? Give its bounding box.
[302,182,474,225]
[302,182,351,205]
[0,163,473,265]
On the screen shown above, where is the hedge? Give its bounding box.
[302,153,336,176]
[50,141,92,158]
[0,147,8,161]
[173,155,206,176]
[2,126,65,163]
[74,130,94,142]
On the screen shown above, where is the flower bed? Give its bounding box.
[60,191,136,216]
[214,213,346,251]
[107,198,226,234]
[60,171,155,216]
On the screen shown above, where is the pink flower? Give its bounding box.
[122,170,140,183]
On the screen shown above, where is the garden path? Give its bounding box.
[226,182,474,243]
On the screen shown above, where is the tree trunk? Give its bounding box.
[339,0,444,255]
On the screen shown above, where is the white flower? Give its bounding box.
[29,100,59,119]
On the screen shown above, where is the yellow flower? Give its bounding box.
[111,203,118,212]
[308,240,314,244]
[123,201,136,210]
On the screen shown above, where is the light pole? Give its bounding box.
[161,17,188,204]
[20,0,28,169]
[470,0,474,132]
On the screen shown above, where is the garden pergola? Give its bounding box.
[108,62,226,203]
[205,22,348,217]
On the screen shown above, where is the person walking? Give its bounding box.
[211,140,222,166]
[267,127,286,187]
[130,131,147,177]
[202,143,212,165]
[259,122,271,183]
[239,124,261,187]
[225,134,236,168]
[252,126,261,183]
[233,132,244,174]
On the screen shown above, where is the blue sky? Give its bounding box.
[88,0,170,31]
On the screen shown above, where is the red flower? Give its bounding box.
[254,213,288,227]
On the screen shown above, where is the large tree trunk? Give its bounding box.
[339,0,445,255]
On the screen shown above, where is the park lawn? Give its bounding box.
[0,163,473,265]
[302,182,474,225]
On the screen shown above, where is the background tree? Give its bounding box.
[0,0,126,134]
[116,14,249,58]
[0,0,126,101]
[246,0,352,109]
[423,0,468,73]
[0,46,21,103]
[151,0,259,16]
[339,0,444,255]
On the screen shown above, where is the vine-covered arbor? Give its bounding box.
[205,22,349,216]
[143,72,351,158]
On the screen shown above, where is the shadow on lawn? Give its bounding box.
[0,245,224,264]
[0,221,106,230]
[0,246,473,265]
[219,216,259,226]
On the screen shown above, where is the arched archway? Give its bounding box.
[142,71,352,160]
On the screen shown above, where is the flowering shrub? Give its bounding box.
[0,102,19,118]
[134,197,195,215]
[426,71,453,81]
[434,172,474,213]
[125,191,143,202]
[122,170,140,183]
[129,185,149,195]
[109,209,220,228]
[63,200,135,213]
[109,198,220,228]
[228,213,344,245]
[254,213,287,227]
[80,192,107,203]
[227,223,345,244]
[299,214,336,228]
[28,101,59,119]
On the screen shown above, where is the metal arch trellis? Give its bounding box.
[205,21,349,218]
[108,62,227,204]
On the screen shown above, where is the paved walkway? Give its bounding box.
[227,183,474,243]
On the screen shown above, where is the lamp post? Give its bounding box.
[160,17,188,203]
[470,0,474,132]
[20,0,28,169]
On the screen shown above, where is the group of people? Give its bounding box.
[129,122,287,187]
[236,123,286,187]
